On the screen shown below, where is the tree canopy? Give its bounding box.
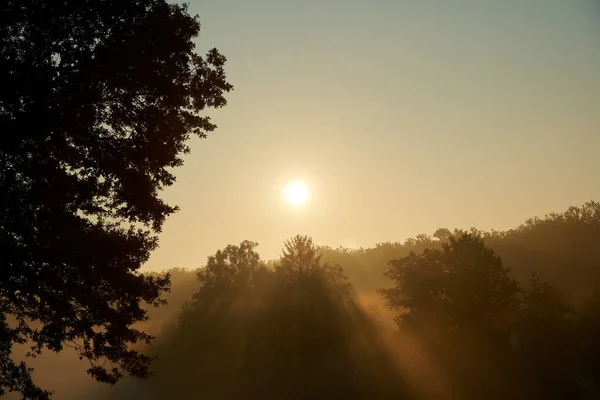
[1,202,597,399]
[127,236,410,400]
[0,0,231,398]
[380,232,596,399]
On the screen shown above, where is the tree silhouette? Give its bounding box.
[315,202,600,299]
[488,201,600,301]
[3,200,597,399]
[133,237,409,400]
[513,275,582,398]
[579,289,600,395]
[380,234,520,399]
[57,204,600,400]
[276,235,354,296]
[0,0,231,398]
[147,241,266,399]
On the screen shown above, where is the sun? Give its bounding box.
[284,182,309,206]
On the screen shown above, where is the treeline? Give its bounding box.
[321,201,600,300]
[84,202,600,400]
[145,201,600,316]
[12,202,600,399]
[99,236,411,399]
[380,233,600,399]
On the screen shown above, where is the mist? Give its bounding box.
[7,202,600,399]
[3,1,600,398]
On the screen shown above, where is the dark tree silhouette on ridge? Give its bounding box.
[134,237,410,400]
[0,0,232,398]
[380,234,521,399]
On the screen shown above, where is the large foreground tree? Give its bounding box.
[0,0,232,398]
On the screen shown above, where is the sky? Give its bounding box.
[144,0,600,270]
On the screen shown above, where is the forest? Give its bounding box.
[3,0,599,399]
[8,201,600,399]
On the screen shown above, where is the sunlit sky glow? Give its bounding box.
[144,0,600,270]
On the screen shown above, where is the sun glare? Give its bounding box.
[284,182,309,206]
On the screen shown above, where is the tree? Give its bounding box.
[148,241,266,400]
[380,234,519,333]
[193,240,264,305]
[266,235,360,398]
[0,0,232,398]
[514,275,582,398]
[579,289,600,396]
[380,234,520,399]
[276,235,354,296]
[488,201,600,300]
[133,237,409,400]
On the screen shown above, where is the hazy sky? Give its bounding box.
[144,0,600,270]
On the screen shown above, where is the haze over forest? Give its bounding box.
[9,202,600,399]
[2,0,600,400]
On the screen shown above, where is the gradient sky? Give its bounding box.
[144,0,600,270]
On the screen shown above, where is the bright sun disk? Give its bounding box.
[284,182,309,206]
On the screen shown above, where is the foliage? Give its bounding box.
[130,204,600,400]
[128,237,410,400]
[513,275,582,398]
[380,234,520,399]
[106,205,600,399]
[579,289,600,394]
[278,235,355,297]
[320,202,600,301]
[2,202,600,399]
[381,231,600,399]
[488,201,600,301]
[0,0,231,397]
